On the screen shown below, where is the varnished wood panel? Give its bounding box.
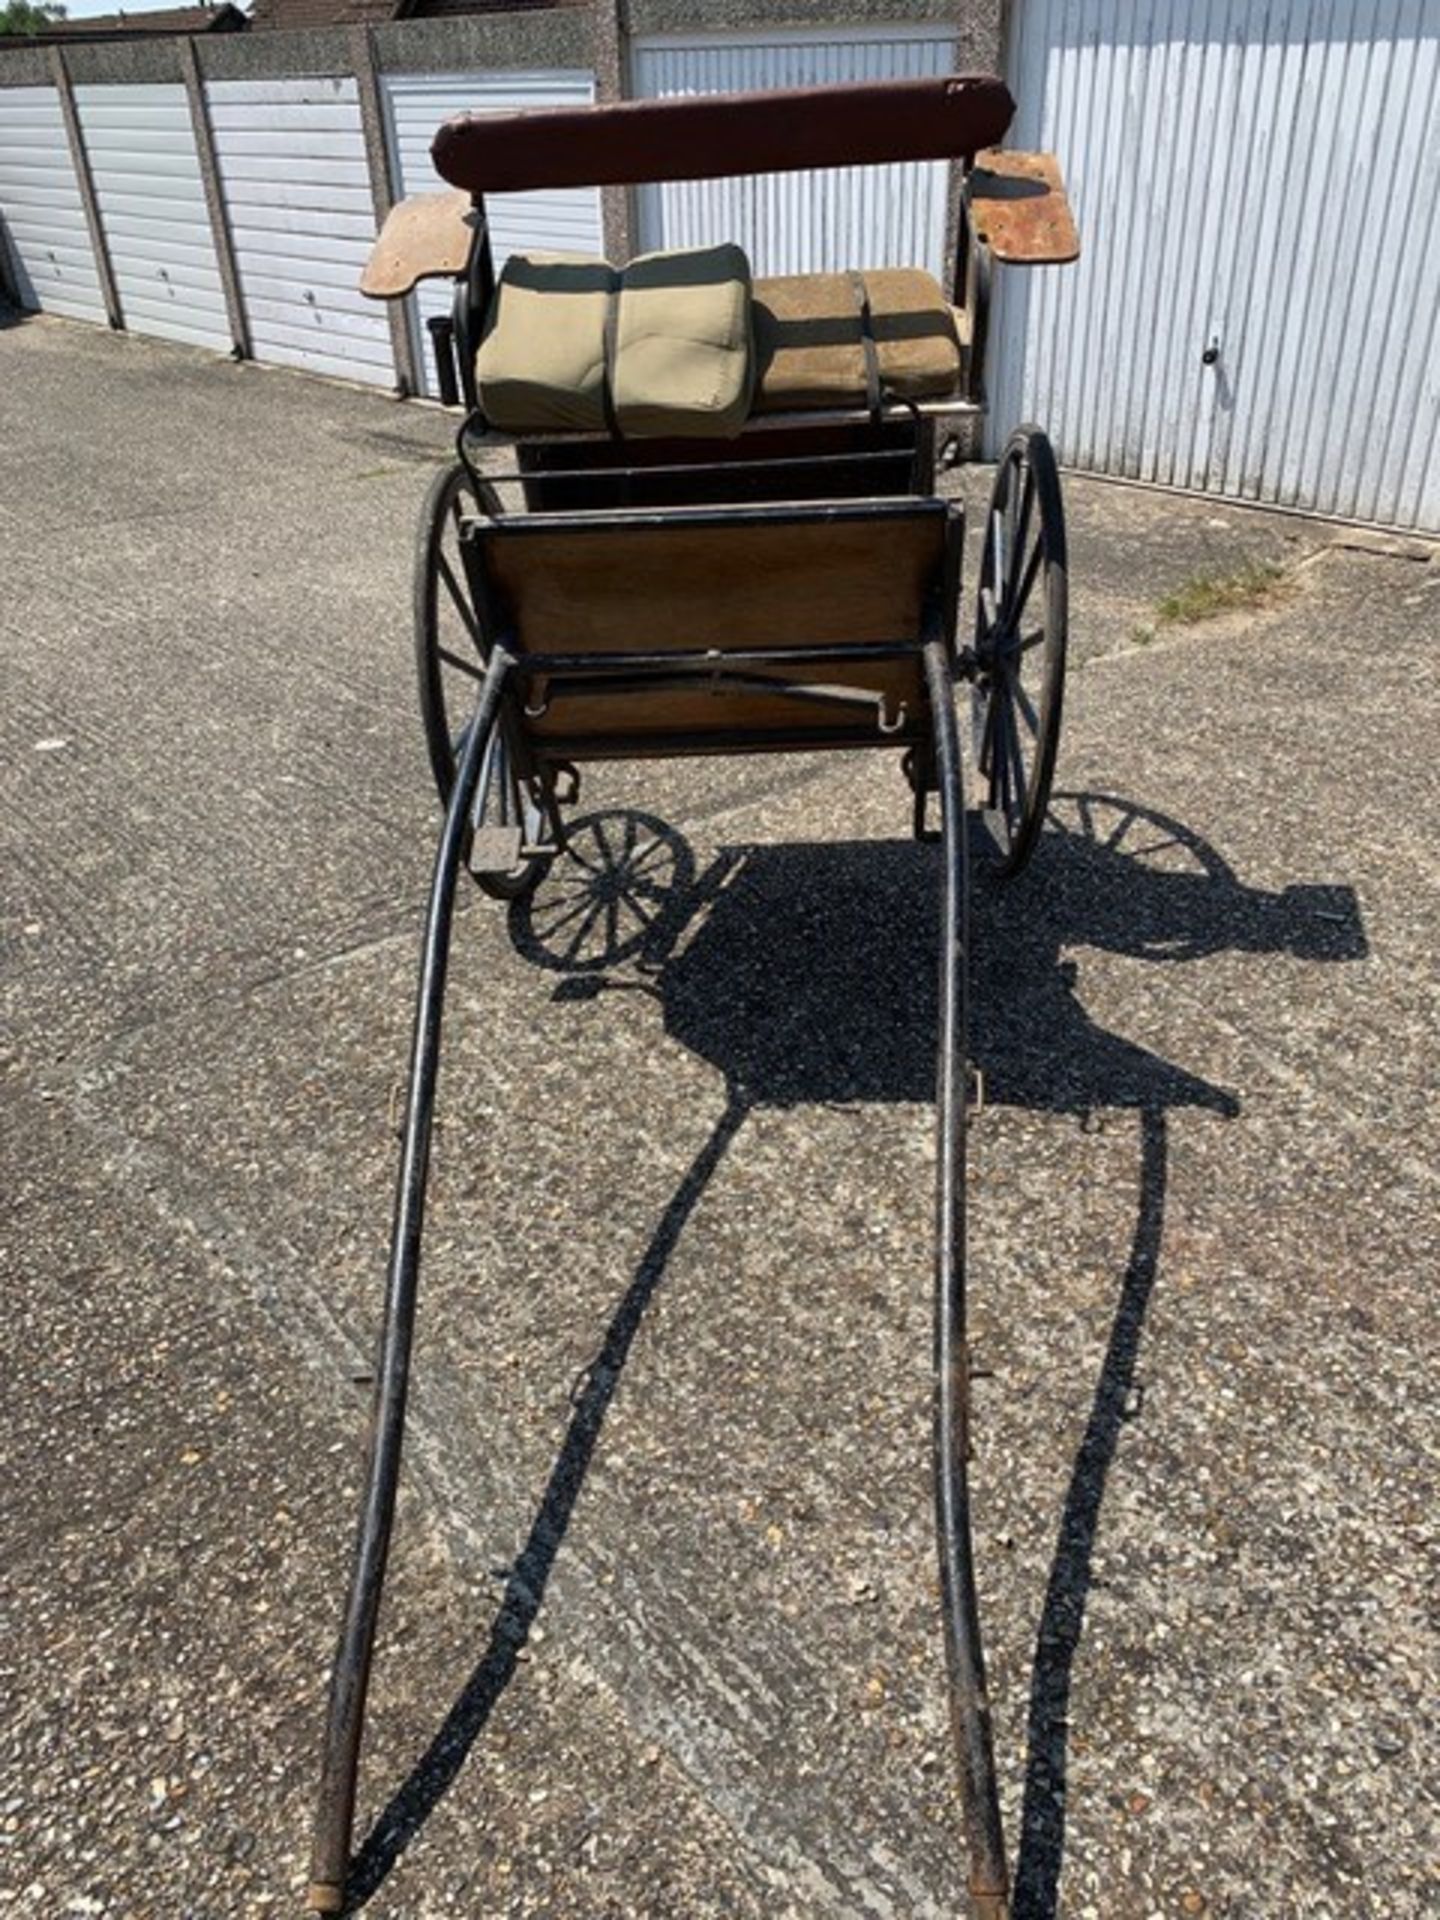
[479,505,947,657]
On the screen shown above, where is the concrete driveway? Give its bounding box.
[2,311,1436,1920]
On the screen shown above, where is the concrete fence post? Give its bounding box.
[590,0,633,262]
[177,34,251,360]
[48,45,123,331]
[350,23,419,397]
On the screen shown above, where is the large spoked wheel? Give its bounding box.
[414,460,551,900]
[971,425,1067,881]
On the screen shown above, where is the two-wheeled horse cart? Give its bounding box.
[306,74,1079,1918]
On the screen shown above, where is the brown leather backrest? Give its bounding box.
[432,75,1014,196]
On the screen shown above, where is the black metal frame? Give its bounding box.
[307,643,513,1914]
[306,486,1017,1916]
[952,175,993,406]
[925,634,1008,1918]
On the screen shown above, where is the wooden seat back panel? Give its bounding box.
[476,503,947,656]
[471,500,952,753]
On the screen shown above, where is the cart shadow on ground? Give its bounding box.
[343,792,1366,1917]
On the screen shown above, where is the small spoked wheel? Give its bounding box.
[414,460,551,900]
[971,425,1067,880]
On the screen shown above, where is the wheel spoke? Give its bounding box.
[1003,464,1035,620]
[977,686,999,779]
[1012,670,1040,736]
[990,506,1007,601]
[1018,625,1047,654]
[1003,690,1028,816]
[992,698,1010,817]
[993,699,1015,819]
[1010,536,1044,626]
[437,551,481,644]
[992,687,1027,824]
[437,644,483,680]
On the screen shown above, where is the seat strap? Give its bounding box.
[601,281,623,439]
[848,270,882,422]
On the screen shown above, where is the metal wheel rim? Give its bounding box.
[972,426,1067,880]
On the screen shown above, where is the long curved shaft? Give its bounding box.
[923,637,1009,1918]
[307,647,515,1914]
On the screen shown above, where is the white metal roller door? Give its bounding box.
[0,85,106,324]
[381,70,602,399]
[630,25,958,279]
[206,76,394,388]
[73,83,230,354]
[992,0,1440,533]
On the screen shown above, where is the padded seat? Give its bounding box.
[613,245,753,438]
[475,252,965,438]
[475,252,615,433]
[752,269,963,412]
[477,244,752,438]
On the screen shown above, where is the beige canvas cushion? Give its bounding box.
[611,244,753,439]
[752,269,963,411]
[476,252,616,433]
[476,244,753,438]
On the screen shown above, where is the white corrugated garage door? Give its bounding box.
[206,76,394,388]
[992,0,1440,533]
[631,25,958,279]
[73,83,231,354]
[0,84,106,324]
[381,70,602,399]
